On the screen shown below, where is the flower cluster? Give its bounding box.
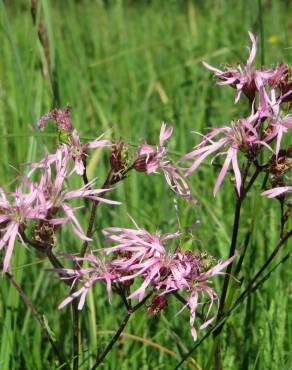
[1,32,290,354]
[180,32,291,196]
[51,219,233,341]
[0,111,117,273]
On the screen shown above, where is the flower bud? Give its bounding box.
[58,129,71,144]
[269,148,292,177]
[33,221,56,247]
[133,156,148,172]
[279,66,292,103]
[159,266,170,277]
[110,141,130,172]
[201,255,214,271]
[147,295,168,316]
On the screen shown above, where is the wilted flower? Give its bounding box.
[36,107,112,176]
[274,65,292,103]
[37,106,73,133]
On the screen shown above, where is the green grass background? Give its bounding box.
[0,0,291,369]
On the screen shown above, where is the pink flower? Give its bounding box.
[103,219,180,269]
[103,218,181,299]
[26,146,120,241]
[262,89,292,158]
[27,150,61,178]
[203,32,286,103]
[266,116,292,158]
[134,122,197,203]
[180,113,271,195]
[49,252,118,310]
[34,150,120,241]
[135,122,174,174]
[0,185,48,272]
[174,254,235,340]
[65,129,112,176]
[261,186,292,198]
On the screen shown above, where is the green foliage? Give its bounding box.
[0,0,291,369]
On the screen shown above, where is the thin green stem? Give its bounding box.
[258,0,265,66]
[280,200,285,238]
[212,197,242,370]
[72,300,80,370]
[211,163,260,369]
[4,269,69,369]
[75,164,134,368]
[79,168,114,259]
[236,230,291,303]
[90,290,154,370]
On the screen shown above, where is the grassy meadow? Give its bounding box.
[0,0,291,369]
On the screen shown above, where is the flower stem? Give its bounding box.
[214,196,242,332]
[71,168,114,369]
[20,232,78,369]
[236,230,291,302]
[211,197,242,370]
[76,165,133,368]
[79,168,114,259]
[90,291,154,369]
[4,269,69,369]
[280,200,285,238]
[72,300,80,370]
[211,162,260,369]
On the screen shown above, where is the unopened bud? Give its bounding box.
[133,156,148,172]
[58,129,71,144]
[242,79,257,103]
[269,149,292,177]
[159,266,170,276]
[147,295,168,316]
[33,221,56,247]
[201,255,214,271]
[110,141,130,172]
[279,66,292,103]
